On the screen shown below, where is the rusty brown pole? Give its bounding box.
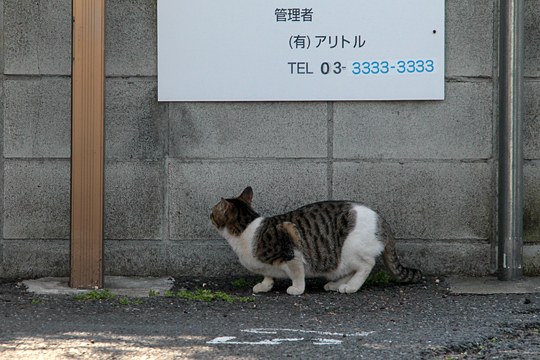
[71,0,105,288]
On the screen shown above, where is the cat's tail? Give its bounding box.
[380,220,423,283]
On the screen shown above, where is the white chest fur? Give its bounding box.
[219,217,288,278]
[219,217,262,258]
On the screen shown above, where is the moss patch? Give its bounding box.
[170,289,254,303]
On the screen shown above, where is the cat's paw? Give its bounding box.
[253,281,273,293]
[286,286,305,296]
[338,284,359,294]
[324,282,339,292]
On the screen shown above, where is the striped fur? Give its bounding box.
[211,187,422,295]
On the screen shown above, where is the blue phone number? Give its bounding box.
[351,60,435,75]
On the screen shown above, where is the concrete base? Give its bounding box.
[447,276,540,294]
[23,276,174,297]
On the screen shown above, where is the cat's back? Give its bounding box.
[259,200,361,245]
[281,200,352,217]
[277,200,375,223]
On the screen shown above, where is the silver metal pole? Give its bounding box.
[498,0,524,280]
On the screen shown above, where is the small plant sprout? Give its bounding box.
[118,297,131,305]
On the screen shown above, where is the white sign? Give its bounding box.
[158,0,445,101]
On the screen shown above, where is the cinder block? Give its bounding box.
[104,240,166,276]
[524,244,540,275]
[105,79,166,160]
[169,103,328,159]
[333,162,493,240]
[4,78,70,158]
[446,0,495,77]
[0,0,4,73]
[525,162,540,243]
[169,160,328,240]
[0,77,4,136]
[1,240,69,278]
[396,241,492,276]
[104,239,249,277]
[105,161,163,240]
[0,77,3,110]
[334,82,493,160]
[525,0,540,76]
[4,160,70,239]
[106,0,156,76]
[525,81,540,159]
[165,240,250,277]
[4,0,71,75]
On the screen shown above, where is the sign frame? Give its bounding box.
[158,0,445,101]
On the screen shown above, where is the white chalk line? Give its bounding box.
[207,328,374,346]
[207,336,304,345]
[243,328,373,337]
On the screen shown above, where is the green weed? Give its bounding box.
[148,289,160,297]
[118,297,142,305]
[74,289,117,301]
[31,298,42,305]
[231,278,254,289]
[73,289,145,305]
[175,289,254,303]
[118,297,131,305]
[365,271,395,286]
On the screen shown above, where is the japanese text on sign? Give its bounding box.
[275,8,313,22]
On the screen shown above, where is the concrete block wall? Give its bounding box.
[524,0,540,273]
[1,0,72,278]
[0,0,3,277]
[0,0,539,279]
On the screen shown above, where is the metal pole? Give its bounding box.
[498,0,524,280]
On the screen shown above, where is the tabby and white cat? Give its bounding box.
[210,187,422,295]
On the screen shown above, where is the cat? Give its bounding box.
[210,187,422,295]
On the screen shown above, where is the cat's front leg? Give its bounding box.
[253,276,274,293]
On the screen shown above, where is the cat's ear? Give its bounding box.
[238,186,253,205]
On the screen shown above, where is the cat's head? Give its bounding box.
[210,187,260,235]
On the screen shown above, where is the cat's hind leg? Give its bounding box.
[338,258,375,294]
[280,254,306,296]
[253,276,274,293]
[275,222,306,295]
[324,274,353,292]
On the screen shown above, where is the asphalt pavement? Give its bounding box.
[1,275,540,359]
